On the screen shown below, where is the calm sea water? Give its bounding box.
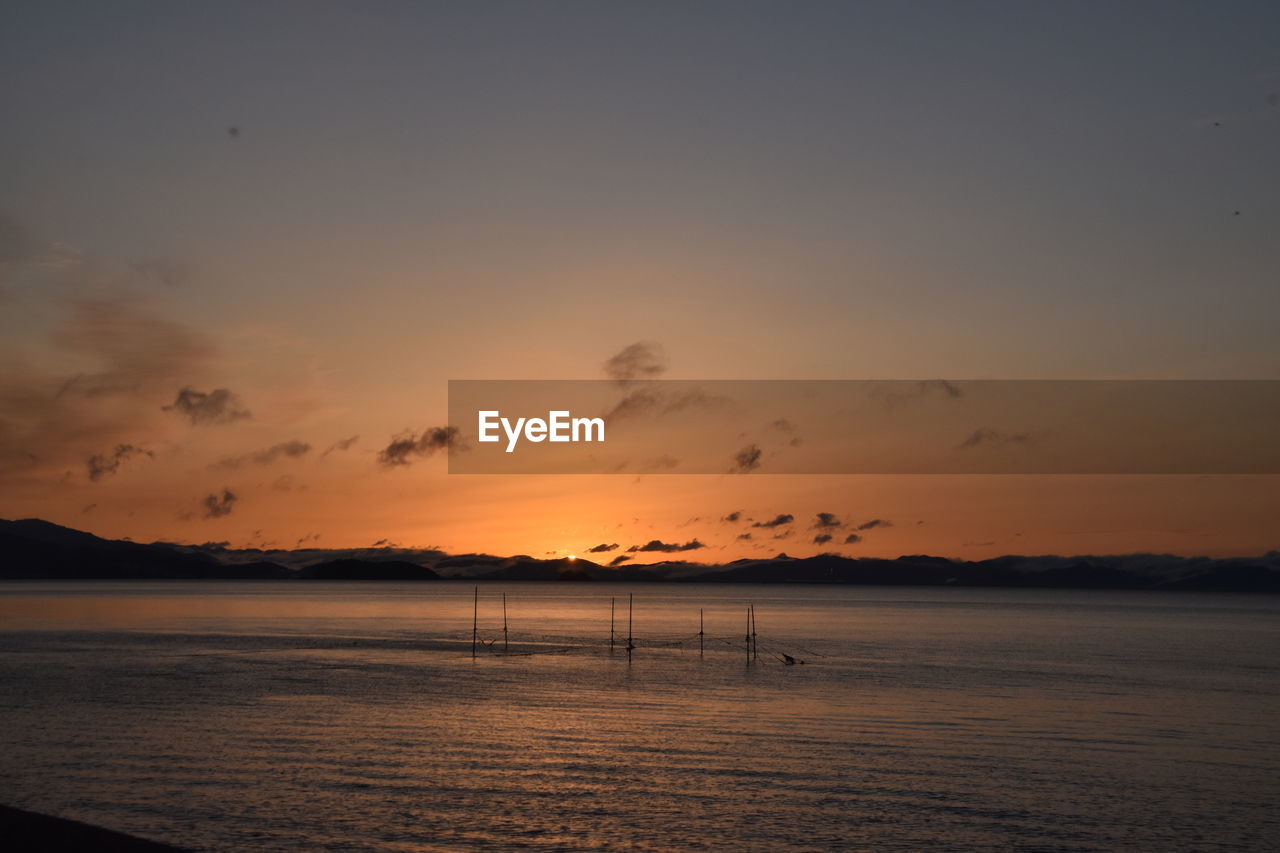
[0,581,1276,852]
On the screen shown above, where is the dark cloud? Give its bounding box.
[201,489,237,519]
[163,387,251,426]
[956,428,1037,449]
[814,512,842,529]
[603,341,668,384]
[813,533,833,545]
[321,435,359,457]
[721,511,741,523]
[605,387,723,423]
[844,533,862,544]
[627,539,706,553]
[752,514,793,529]
[86,443,154,481]
[81,503,97,514]
[377,426,464,467]
[731,443,762,473]
[608,555,633,567]
[736,532,753,541]
[587,543,619,553]
[213,440,310,470]
[857,519,893,531]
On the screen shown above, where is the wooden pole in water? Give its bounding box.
[751,604,758,661]
[471,585,478,659]
[610,597,615,651]
[699,608,704,656]
[627,592,634,656]
[502,592,508,653]
[745,606,751,664]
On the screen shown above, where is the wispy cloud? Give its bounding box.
[955,428,1038,450]
[321,435,359,458]
[163,387,251,426]
[86,443,154,481]
[213,440,310,470]
[377,426,463,467]
[604,341,668,385]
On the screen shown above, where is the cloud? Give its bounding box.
[587,543,619,553]
[844,533,862,544]
[870,379,964,409]
[956,428,1037,450]
[752,514,793,529]
[603,341,668,384]
[86,443,154,481]
[814,512,842,529]
[736,532,753,541]
[604,387,723,422]
[163,387,251,426]
[608,555,633,566]
[213,439,311,470]
[627,539,706,553]
[813,533,833,544]
[201,489,237,519]
[0,220,312,499]
[721,511,741,523]
[1,294,226,481]
[857,519,893,531]
[921,379,962,398]
[377,426,464,467]
[321,435,359,457]
[270,474,304,492]
[731,443,762,473]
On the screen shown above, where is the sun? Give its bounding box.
[567,554,577,561]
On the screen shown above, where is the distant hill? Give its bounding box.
[1,518,1278,592]
[306,558,439,581]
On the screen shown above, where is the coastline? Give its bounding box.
[0,804,188,853]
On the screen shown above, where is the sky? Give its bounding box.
[2,1,1279,561]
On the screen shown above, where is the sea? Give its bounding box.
[0,581,1276,852]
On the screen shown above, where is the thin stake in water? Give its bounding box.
[503,592,509,653]
[610,597,615,651]
[699,608,704,656]
[627,593,635,656]
[751,604,758,661]
[471,586,478,659]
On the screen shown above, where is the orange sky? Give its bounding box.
[3,4,1279,560]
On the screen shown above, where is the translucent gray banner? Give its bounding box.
[446,380,1280,474]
